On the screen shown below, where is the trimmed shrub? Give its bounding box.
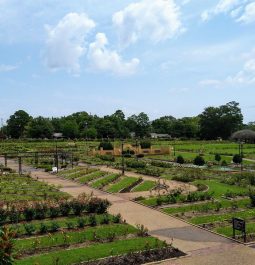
[233,154,242,164]
[215,154,221,162]
[193,155,205,166]
[176,155,185,164]
[98,142,114,150]
[140,140,151,149]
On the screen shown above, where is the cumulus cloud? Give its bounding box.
[87,33,140,76]
[44,13,95,74]
[112,0,183,46]
[237,2,255,23]
[0,64,18,72]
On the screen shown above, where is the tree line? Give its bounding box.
[1,101,254,140]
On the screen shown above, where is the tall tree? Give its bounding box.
[25,116,54,138]
[6,110,31,138]
[199,101,243,140]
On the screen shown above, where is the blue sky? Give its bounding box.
[0,0,255,123]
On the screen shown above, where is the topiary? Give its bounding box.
[176,155,185,164]
[193,155,205,166]
[233,154,242,164]
[98,141,114,150]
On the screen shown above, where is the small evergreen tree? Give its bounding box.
[194,155,205,166]
[215,154,221,163]
[176,155,185,164]
[233,154,242,164]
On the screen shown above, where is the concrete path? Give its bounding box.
[1,157,255,264]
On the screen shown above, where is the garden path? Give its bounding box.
[1,157,255,265]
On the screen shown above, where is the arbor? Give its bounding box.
[6,110,31,138]
[25,116,54,138]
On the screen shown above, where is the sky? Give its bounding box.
[0,0,255,123]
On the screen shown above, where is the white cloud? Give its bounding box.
[44,12,95,74]
[87,33,140,76]
[200,48,255,86]
[201,0,242,21]
[0,64,18,72]
[237,2,255,23]
[112,0,183,47]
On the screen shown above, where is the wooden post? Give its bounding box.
[18,157,22,175]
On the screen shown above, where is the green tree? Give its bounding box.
[6,110,31,138]
[215,154,221,163]
[25,116,54,138]
[62,120,79,139]
[199,101,243,140]
[233,154,242,164]
[194,155,205,166]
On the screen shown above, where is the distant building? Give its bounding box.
[150,133,171,139]
[53,133,63,139]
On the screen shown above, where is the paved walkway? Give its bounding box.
[1,157,255,264]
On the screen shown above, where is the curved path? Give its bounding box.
[1,157,255,265]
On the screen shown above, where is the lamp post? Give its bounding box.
[84,122,88,156]
[55,138,59,173]
[121,139,125,175]
[239,141,244,172]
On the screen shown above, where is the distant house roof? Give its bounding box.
[231,129,255,141]
[53,133,63,138]
[150,133,171,139]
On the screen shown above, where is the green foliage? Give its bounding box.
[98,142,114,150]
[193,155,205,166]
[140,140,151,149]
[215,153,221,162]
[233,154,242,164]
[176,155,185,164]
[97,155,115,162]
[126,159,146,169]
[0,226,16,265]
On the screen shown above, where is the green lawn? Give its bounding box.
[77,171,107,184]
[107,177,138,193]
[15,237,163,265]
[163,198,250,215]
[91,174,120,189]
[132,180,156,192]
[215,222,255,237]
[15,224,137,253]
[193,180,248,198]
[189,208,255,225]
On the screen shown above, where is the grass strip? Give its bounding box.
[15,237,163,265]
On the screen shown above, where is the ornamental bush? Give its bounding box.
[176,155,185,164]
[98,142,114,150]
[233,154,242,164]
[193,155,205,166]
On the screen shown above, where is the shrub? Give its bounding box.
[215,154,221,162]
[66,221,75,230]
[89,215,97,227]
[172,175,194,183]
[24,223,36,235]
[0,226,16,265]
[112,214,122,223]
[50,221,60,232]
[140,140,151,149]
[87,198,110,214]
[98,155,115,162]
[250,191,255,207]
[221,160,228,167]
[233,154,242,164]
[136,154,144,159]
[59,201,72,216]
[35,203,47,220]
[9,208,20,224]
[23,207,35,221]
[49,207,60,218]
[176,155,185,164]
[98,142,114,150]
[101,214,110,224]
[39,223,48,234]
[136,167,162,177]
[77,218,86,228]
[0,208,7,225]
[151,161,172,168]
[193,155,205,166]
[71,200,85,216]
[136,224,148,237]
[126,160,146,169]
